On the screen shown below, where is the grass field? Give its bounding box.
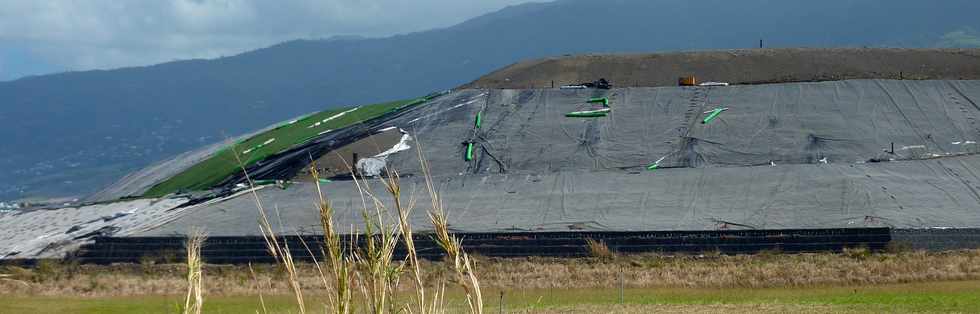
[2,280,979,313]
[143,96,431,197]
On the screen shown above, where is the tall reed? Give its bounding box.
[233,141,484,313]
[182,229,206,314]
[419,143,483,314]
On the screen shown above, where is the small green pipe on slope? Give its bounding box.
[702,108,725,124]
[647,156,667,171]
[588,97,609,106]
[475,112,482,128]
[466,142,474,161]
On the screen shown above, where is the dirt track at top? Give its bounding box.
[462,48,980,89]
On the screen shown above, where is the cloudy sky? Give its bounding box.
[0,0,533,81]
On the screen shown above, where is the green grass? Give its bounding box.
[491,280,980,313]
[4,281,979,314]
[143,96,432,198]
[0,295,327,314]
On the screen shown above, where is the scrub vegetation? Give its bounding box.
[3,249,980,297]
[2,251,980,313]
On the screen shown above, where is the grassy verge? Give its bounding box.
[488,281,980,313]
[3,280,979,313]
[143,97,428,197]
[0,295,329,314]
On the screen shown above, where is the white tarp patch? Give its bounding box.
[0,198,189,259]
[356,132,413,177]
[322,107,359,124]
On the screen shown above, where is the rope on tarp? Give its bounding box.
[566,109,610,118]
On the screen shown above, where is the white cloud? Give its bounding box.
[0,0,532,75]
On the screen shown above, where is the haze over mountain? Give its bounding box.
[3,0,980,201]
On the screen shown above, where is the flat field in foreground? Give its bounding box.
[2,249,979,313]
[3,281,979,314]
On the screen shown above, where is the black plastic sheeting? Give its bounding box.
[132,80,980,235]
[891,228,980,251]
[73,228,890,264]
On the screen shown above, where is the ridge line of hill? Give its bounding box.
[462,48,980,89]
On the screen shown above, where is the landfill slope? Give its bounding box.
[136,79,980,236]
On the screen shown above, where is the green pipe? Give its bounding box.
[647,156,666,171]
[318,178,332,184]
[588,97,609,106]
[466,142,474,161]
[702,108,724,124]
[475,112,482,128]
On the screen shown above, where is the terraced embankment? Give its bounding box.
[131,80,980,236]
[8,78,980,261]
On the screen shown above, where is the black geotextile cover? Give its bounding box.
[135,80,980,235]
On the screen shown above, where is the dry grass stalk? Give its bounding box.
[233,142,483,314]
[429,210,483,314]
[0,274,30,288]
[182,229,206,314]
[331,154,411,313]
[235,149,306,314]
[247,263,269,314]
[380,169,432,314]
[843,246,871,259]
[585,238,614,259]
[259,206,307,314]
[295,231,330,294]
[311,164,354,314]
[352,209,402,314]
[419,142,484,314]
